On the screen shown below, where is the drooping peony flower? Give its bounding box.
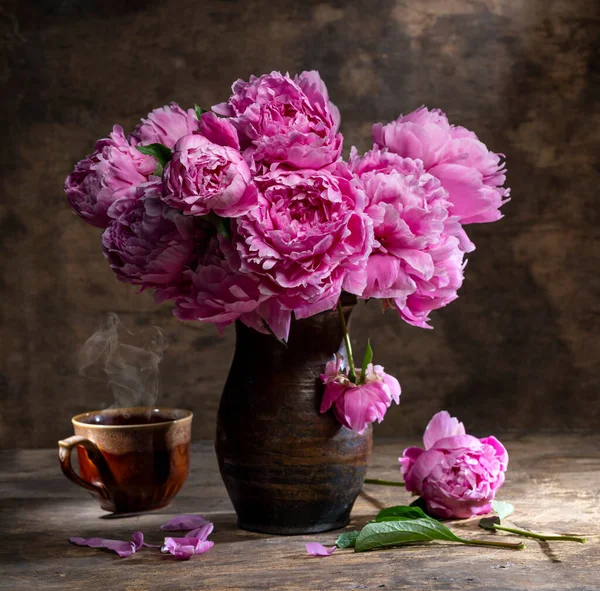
[231,167,373,340]
[65,125,156,228]
[129,102,199,149]
[213,70,343,169]
[320,354,401,434]
[173,235,266,332]
[372,106,510,225]
[349,146,467,328]
[399,411,508,519]
[102,181,201,300]
[162,133,257,218]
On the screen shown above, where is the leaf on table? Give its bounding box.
[491,500,515,521]
[335,531,360,548]
[374,505,434,522]
[354,518,462,552]
[409,497,430,513]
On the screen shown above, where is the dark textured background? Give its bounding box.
[1,0,599,448]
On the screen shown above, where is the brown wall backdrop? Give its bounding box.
[1,0,599,448]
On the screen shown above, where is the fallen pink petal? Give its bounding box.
[306,542,337,556]
[161,537,215,560]
[69,531,145,558]
[160,514,210,531]
[186,522,214,540]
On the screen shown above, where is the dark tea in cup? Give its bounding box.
[58,407,192,513]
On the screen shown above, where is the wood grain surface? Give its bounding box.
[1,0,599,447]
[1,435,599,590]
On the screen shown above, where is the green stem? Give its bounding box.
[459,538,525,550]
[364,478,406,487]
[337,300,356,383]
[493,524,586,543]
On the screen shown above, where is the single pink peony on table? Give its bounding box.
[349,146,467,328]
[162,133,257,218]
[372,106,510,226]
[101,181,201,301]
[129,102,199,149]
[320,355,401,434]
[213,70,342,169]
[231,166,373,341]
[399,411,508,519]
[65,125,156,228]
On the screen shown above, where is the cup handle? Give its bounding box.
[58,435,109,498]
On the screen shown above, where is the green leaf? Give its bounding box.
[359,339,373,384]
[375,505,434,522]
[409,497,429,513]
[205,212,231,240]
[491,500,514,521]
[136,143,172,168]
[479,516,501,531]
[195,104,207,119]
[336,531,359,549]
[355,518,462,552]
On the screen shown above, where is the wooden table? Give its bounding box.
[1,435,599,591]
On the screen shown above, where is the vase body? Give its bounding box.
[215,301,372,535]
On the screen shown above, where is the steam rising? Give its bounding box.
[79,313,168,407]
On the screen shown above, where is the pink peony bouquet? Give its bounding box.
[65,71,509,434]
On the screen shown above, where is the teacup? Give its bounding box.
[58,407,192,513]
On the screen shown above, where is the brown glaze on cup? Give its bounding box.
[58,407,192,513]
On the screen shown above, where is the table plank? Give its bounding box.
[1,435,599,591]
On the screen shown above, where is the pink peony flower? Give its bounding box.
[197,111,241,150]
[350,147,467,328]
[65,125,156,228]
[129,102,199,149]
[231,167,373,340]
[102,181,201,300]
[162,134,257,218]
[213,70,342,169]
[173,235,266,332]
[399,411,508,519]
[320,355,401,434]
[372,106,510,225]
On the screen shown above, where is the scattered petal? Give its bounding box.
[70,534,139,558]
[160,515,210,531]
[161,537,214,560]
[306,542,337,556]
[186,522,214,541]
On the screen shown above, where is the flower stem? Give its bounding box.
[459,538,525,550]
[337,299,356,383]
[364,478,406,487]
[493,524,586,543]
